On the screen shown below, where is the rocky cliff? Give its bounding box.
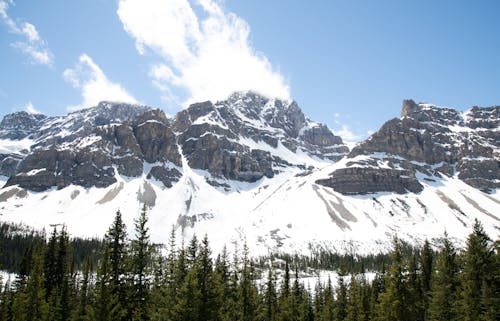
[0,95,498,255]
[317,100,500,194]
[1,92,347,191]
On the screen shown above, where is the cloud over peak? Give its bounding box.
[117,0,290,106]
[63,54,138,111]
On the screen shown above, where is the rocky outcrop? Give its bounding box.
[318,100,500,194]
[316,167,423,194]
[174,92,348,182]
[4,103,182,190]
[1,93,348,190]
[0,111,47,140]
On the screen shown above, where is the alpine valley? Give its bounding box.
[0,92,498,255]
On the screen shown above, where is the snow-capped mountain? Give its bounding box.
[0,93,498,255]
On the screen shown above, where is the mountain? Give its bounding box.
[0,93,498,255]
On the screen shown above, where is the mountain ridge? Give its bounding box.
[0,93,498,255]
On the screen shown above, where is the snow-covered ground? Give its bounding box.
[1,153,498,257]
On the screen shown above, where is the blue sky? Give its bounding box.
[1,0,499,141]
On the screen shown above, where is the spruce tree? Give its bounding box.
[376,237,410,321]
[321,277,335,321]
[11,245,49,321]
[239,243,259,321]
[334,268,348,321]
[213,246,232,321]
[105,210,128,320]
[460,219,496,321]
[264,267,278,321]
[420,239,433,319]
[407,253,424,321]
[428,233,459,321]
[72,258,94,321]
[278,259,292,321]
[0,278,13,321]
[130,204,152,320]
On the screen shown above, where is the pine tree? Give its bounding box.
[173,262,201,321]
[346,274,369,321]
[313,279,324,320]
[278,259,292,321]
[130,204,152,320]
[369,271,384,321]
[428,233,459,321]
[239,243,259,321]
[11,244,49,321]
[72,258,94,321]
[334,268,348,321]
[54,226,72,321]
[420,239,433,319]
[43,227,58,299]
[105,210,128,320]
[213,246,232,321]
[264,267,278,321]
[346,275,359,321]
[376,237,410,321]
[0,278,13,321]
[460,220,496,321]
[321,277,335,321]
[95,246,113,321]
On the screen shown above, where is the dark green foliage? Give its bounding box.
[460,220,498,321]
[1,214,499,321]
[0,222,102,274]
[429,233,460,321]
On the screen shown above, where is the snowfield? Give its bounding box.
[1,152,498,256]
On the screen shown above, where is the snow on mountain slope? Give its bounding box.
[0,94,498,255]
[0,154,498,256]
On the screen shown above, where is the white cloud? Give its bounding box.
[335,124,362,143]
[117,0,290,106]
[63,54,138,111]
[23,101,41,114]
[0,0,53,65]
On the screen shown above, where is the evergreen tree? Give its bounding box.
[130,204,152,320]
[11,245,49,321]
[460,220,496,321]
[346,275,369,321]
[334,268,348,321]
[277,259,292,321]
[263,267,278,321]
[72,258,94,321]
[197,235,216,321]
[213,246,232,321]
[0,278,13,321]
[376,237,410,321]
[43,227,58,299]
[95,246,111,321]
[239,243,259,321]
[104,210,128,320]
[313,279,324,320]
[407,253,424,321]
[321,277,335,321]
[428,233,459,321]
[420,240,433,294]
[420,239,433,319]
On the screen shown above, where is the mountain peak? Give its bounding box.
[401,99,420,117]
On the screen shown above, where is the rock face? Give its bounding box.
[173,92,347,183]
[317,100,500,194]
[1,92,348,190]
[0,111,47,140]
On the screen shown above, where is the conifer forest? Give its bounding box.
[0,206,498,321]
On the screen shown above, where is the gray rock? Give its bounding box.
[147,166,182,188]
[316,167,423,194]
[319,100,499,194]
